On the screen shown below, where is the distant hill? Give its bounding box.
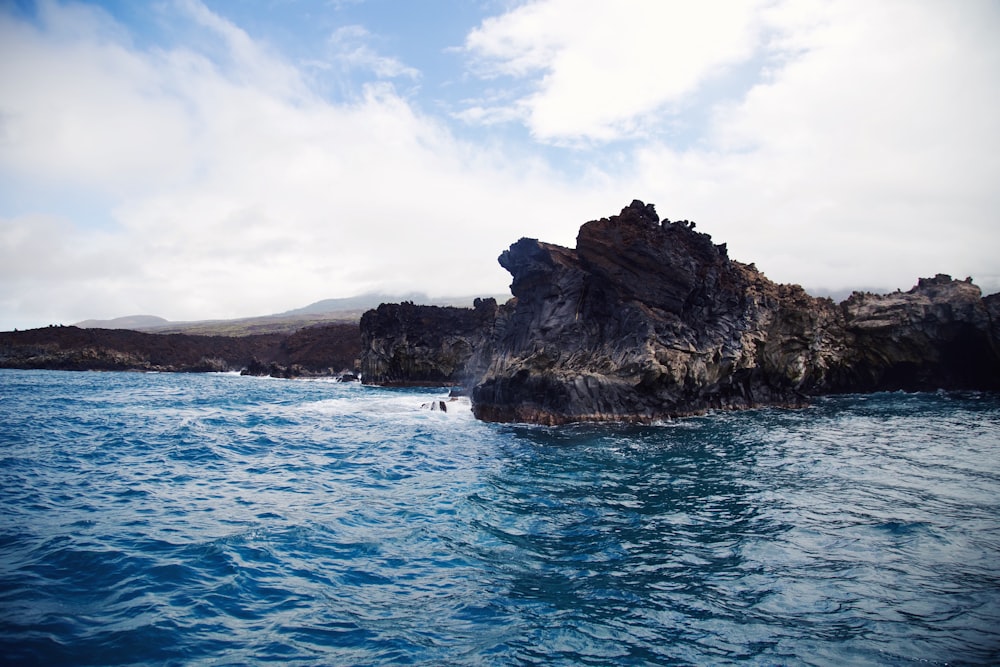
[277,292,431,316]
[75,315,170,329]
[73,292,510,337]
[804,286,892,302]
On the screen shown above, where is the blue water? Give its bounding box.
[1,370,998,666]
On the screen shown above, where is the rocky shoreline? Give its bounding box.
[0,322,361,378]
[5,201,997,424]
[361,201,1000,424]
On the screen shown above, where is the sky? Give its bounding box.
[1,0,999,330]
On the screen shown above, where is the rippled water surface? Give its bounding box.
[1,369,999,665]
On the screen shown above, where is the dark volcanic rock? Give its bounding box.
[466,201,1000,424]
[360,299,497,386]
[0,326,274,373]
[0,323,361,378]
[986,292,1000,351]
[279,323,363,376]
[831,276,1000,391]
[349,201,1000,422]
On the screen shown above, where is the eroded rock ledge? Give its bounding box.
[361,201,1000,424]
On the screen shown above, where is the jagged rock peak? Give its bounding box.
[622,199,660,225]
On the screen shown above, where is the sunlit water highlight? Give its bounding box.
[1,369,998,665]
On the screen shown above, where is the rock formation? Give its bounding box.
[0,323,361,377]
[833,276,1000,392]
[361,201,1000,424]
[360,299,497,386]
[17,200,993,422]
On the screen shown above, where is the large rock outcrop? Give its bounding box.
[360,201,999,424]
[360,299,497,386]
[468,202,999,423]
[833,276,1000,392]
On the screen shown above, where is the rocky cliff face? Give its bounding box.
[0,323,361,377]
[360,299,497,386]
[832,276,1000,391]
[456,201,998,424]
[474,202,809,422]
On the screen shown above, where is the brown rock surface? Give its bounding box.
[467,203,999,423]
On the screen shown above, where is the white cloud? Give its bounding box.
[0,3,194,195]
[459,0,1000,294]
[463,0,765,143]
[1,0,999,331]
[327,25,421,80]
[0,0,615,329]
[629,0,1000,291]
[0,212,140,326]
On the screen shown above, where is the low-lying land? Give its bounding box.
[0,323,361,377]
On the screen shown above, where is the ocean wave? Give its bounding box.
[1,370,998,665]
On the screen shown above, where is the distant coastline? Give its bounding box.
[0,323,361,378]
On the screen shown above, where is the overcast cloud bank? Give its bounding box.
[1,0,998,330]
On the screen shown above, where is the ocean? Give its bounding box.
[0,369,998,666]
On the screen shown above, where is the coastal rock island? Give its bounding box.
[362,201,1000,424]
